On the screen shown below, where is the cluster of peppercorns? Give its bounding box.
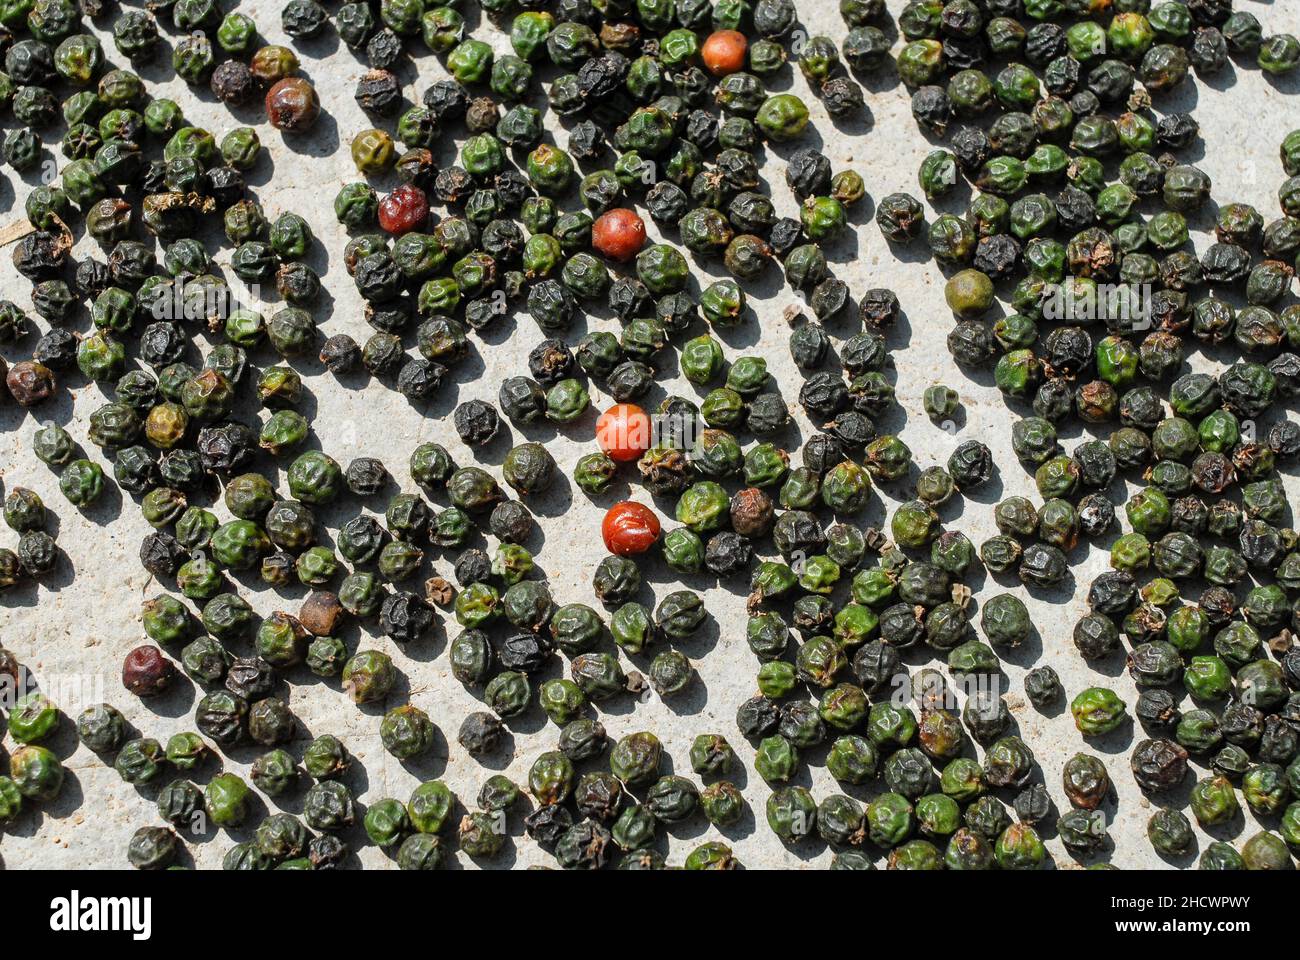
[0,651,68,830]
[866,0,1300,869]
[4,0,1300,874]
[0,0,892,871]
[0,485,59,587]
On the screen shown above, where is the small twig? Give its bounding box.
[0,219,35,247]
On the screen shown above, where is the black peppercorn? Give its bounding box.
[320,334,361,374]
[211,60,255,105]
[453,399,500,446]
[356,69,402,115]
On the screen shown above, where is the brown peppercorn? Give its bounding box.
[122,645,177,697]
[424,577,454,607]
[465,97,499,133]
[299,591,343,636]
[6,360,56,406]
[266,77,320,132]
[211,60,256,105]
[600,22,640,51]
[729,487,775,538]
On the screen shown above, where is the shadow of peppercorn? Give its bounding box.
[767,123,827,165]
[463,422,517,470]
[391,617,449,665]
[732,252,794,301]
[238,142,278,190]
[289,35,345,84]
[883,224,943,266]
[1028,679,1070,721]
[217,89,276,130]
[849,56,902,98]
[765,53,803,94]
[778,827,829,863]
[262,775,309,818]
[280,105,342,161]
[131,45,176,86]
[659,805,712,844]
[2,545,76,605]
[469,303,520,348]
[1084,716,1137,758]
[392,362,464,426]
[587,682,639,720]
[821,232,861,273]
[455,835,518,870]
[1153,833,1201,869]
[138,667,198,720]
[995,625,1045,675]
[871,462,923,507]
[513,402,599,447]
[16,147,55,191]
[660,674,711,720]
[41,711,82,764]
[1262,60,1300,96]
[463,726,517,773]
[830,103,876,139]
[303,247,335,302]
[955,560,989,601]
[1080,648,1130,682]
[1197,56,1242,100]
[927,179,976,223]
[489,701,551,741]
[396,725,449,781]
[710,799,758,846]
[1062,837,1116,868]
[1199,807,1249,845]
[127,764,173,806]
[902,107,954,152]
[872,403,912,449]
[1018,568,1079,606]
[8,767,83,839]
[705,316,765,352]
[509,465,572,520]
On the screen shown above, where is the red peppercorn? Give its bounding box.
[265,77,320,132]
[591,208,646,262]
[378,184,429,235]
[6,361,55,407]
[595,403,652,462]
[602,501,661,555]
[702,30,748,77]
[122,645,176,697]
